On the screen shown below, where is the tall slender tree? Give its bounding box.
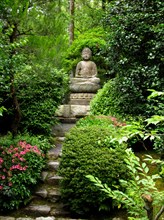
[69,0,75,44]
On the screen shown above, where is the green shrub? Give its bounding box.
[0,132,52,154]
[0,140,45,211]
[90,79,122,117]
[16,68,69,135]
[100,0,164,116]
[58,126,132,216]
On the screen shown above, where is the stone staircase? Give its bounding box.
[0,121,83,220]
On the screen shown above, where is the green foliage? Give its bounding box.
[74,1,105,35]
[0,0,69,135]
[91,86,164,153]
[58,126,132,216]
[87,149,164,219]
[0,107,6,117]
[100,0,164,116]
[0,132,51,154]
[90,79,122,116]
[16,68,69,135]
[63,27,107,77]
[0,140,45,211]
[76,115,126,138]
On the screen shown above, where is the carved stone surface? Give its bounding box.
[69,93,95,105]
[55,105,90,118]
[70,77,100,93]
[70,93,95,100]
[75,47,97,78]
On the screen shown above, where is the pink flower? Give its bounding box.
[20,151,26,155]
[2,175,5,180]
[19,157,25,162]
[8,182,12,186]
[0,185,3,190]
[0,157,4,164]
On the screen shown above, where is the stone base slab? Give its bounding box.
[69,93,95,105]
[69,77,100,93]
[55,104,90,118]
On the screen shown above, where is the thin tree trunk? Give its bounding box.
[9,24,21,137]
[154,206,164,220]
[142,194,153,220]
[69,0,74,45]
[102,0,106,10]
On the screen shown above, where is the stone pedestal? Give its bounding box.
[55,77,100,121]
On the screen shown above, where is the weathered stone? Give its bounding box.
[55,105,71,118]
[69,93,95,105]
[70,105,90,117]
[70,77,100,84]
[47,188,61,203]
[48,161,59,171]
[70,78,100,93]
[41,171,48,182]
[70,93,95,100]
[0,217,15,220]
[17,218,34,220]
[70,82,100,93]
[36,217,55,220]
[75,48,97,78]
[57,137,65,142]
[55,105,90,118]
[24,205,51,216]
[47,175,62,186]
[35,188,48,198]
[50,208,70,218]
[52,123,75,137]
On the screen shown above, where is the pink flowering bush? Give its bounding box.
[0,141,45,211]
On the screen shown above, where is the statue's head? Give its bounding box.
[81,47,92,61]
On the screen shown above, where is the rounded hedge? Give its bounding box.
[58,126,131,216]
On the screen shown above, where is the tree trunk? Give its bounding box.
[69,0,74,44]
[102,0,106,10]
[142,194,153,220]
[9,24,21,137]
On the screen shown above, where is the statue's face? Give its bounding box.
[82,49,91,60]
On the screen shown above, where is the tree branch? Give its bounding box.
[154,206,164,220]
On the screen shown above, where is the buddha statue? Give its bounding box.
[75,47,97,78]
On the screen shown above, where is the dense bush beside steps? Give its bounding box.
[0,136,46,212]
[58,126,132,216]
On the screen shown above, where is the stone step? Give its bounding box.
[24,205,51,217]
[41,171,62,186]
[21,202,71,218]
[47,161,60,172]
[52,123,75,137]
[35,185,61,202]
[48,145,62,160]
[46,175,63,186]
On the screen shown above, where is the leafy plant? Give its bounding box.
[0,140,46,211]
[87,149,164,220]
[16,67,69,135]
[0,132,52,154]
[76,115,126,129]
[99,0,164,116]
[58,126,132,216]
